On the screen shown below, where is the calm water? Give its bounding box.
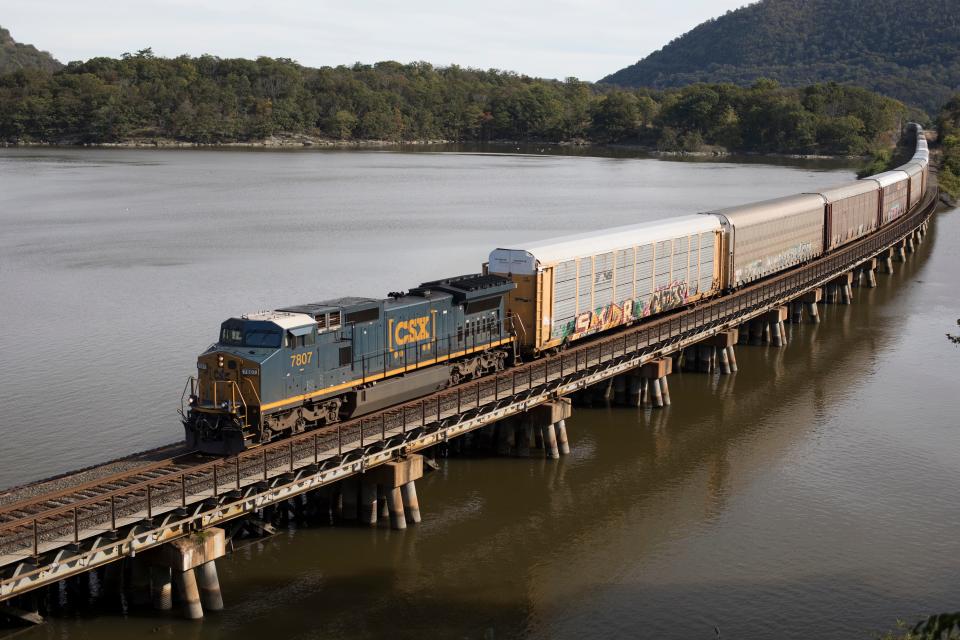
[0,147,957,639]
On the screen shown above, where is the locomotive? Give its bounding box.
[183,125,929,454]
[183,274,515,453]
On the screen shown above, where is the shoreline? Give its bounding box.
[0,135,863,161]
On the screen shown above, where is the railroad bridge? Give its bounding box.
[0,181,940,624]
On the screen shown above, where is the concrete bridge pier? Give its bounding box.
[800,288,822,323]
[826,273,853,305]
[152,527,226,619]
[591,378,614,405]
[856,258,878,288]
[196,561,224,612]
[640,358,672,407]
[401,481,422,524]
[878,248,895,273]
[369,455,424,529]
[359,478,378,526]
[555,419,571,455]
[150,566,173,611]
[894,242,907,262]
[906,233,915,254]
[755,307,788,346]
[789,301,804,324]
[707,331,738,374]
[527,398,572,459]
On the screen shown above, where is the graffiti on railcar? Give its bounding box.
[736,241,815,283]
[552,280,694,340]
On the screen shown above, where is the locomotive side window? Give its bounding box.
[457,326,463,342]
[339,346,353,367]
[286,332,316,349]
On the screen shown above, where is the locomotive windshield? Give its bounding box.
[219,321,282,348]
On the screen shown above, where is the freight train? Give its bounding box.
[183,125,929,454]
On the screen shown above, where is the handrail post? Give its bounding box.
[236,456,242,490]
[111,495,117,530]
[313,433,319,464]
[180,475,186,508]
[263,450,268,481]
[288,442,294,472]
[73,507,79,545]
[213,465,219,497]
[33,519,39,557]
[146,486,152,521]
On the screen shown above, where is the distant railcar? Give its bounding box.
[488,215,723,355]
[808,181,880,251]
[870,170,911,225]
[901,162,926,209]
[705,194,825,289]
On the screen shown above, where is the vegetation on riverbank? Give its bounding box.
[936,95,960,200]
[0,49,909,155]
[878,613,960,639]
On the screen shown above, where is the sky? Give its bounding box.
[2,0,750,81]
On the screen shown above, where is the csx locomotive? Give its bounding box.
[183,275,516,453]
[183,125,929,454]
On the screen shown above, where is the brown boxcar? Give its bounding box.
[808,181,880,251]
[870,171,910,226]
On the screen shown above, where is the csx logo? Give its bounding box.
[391,316,433,348]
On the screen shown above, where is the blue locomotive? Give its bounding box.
[183,274,516,453]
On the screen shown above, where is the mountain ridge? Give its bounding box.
[0,26,62,74]
[601,0,960,113]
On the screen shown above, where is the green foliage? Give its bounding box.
[600,0,960,113]
[936,95,960,199]
[0,50,908,154]
[879,613,960,639]
[857,148,893,179]
[0,26,62,75]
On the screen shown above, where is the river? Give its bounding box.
[0,146,957,639]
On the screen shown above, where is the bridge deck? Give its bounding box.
[0,187,939,602]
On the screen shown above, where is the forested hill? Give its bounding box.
[601,0,960,113]
[0,26,62,74]
[0,50,911,156]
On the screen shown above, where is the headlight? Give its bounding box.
[220,401,229,410]
[188,395,197,406]
[217,355,224,367]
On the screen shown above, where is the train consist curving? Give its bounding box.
[183,125,929,454]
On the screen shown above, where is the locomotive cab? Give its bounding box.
[183,311,315,453]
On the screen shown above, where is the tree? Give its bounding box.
[591,91,638,142]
